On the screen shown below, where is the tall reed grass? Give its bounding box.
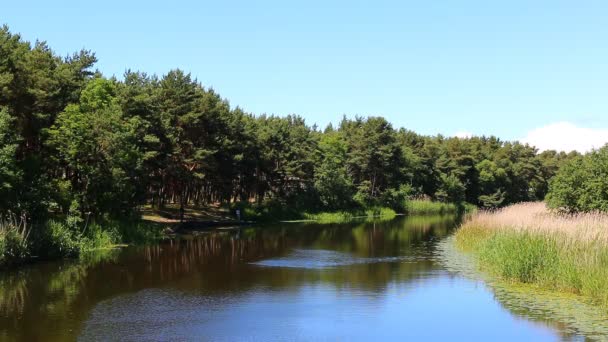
[0,214,30,267]
[456,202,608,308]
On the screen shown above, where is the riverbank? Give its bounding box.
[1,199,468,269]
[455,202,608,309]
[302,207,398,223]
[232,199,471,224]
[302,200,475,224]
[0,217,166,269]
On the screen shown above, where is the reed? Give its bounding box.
[456,202,608,308]
[0,214,30,267]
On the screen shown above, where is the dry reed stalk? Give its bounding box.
[465,202,608,244]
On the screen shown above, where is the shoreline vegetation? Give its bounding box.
[1,199,468,269]
[455,202,608,309]
[0,24,577,270]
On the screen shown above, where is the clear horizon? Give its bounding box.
[5,0,608,152]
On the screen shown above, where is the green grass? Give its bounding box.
[456,226,608,309]
[405,200,458,215]
[303,207,397,223]
[405,200,477,215]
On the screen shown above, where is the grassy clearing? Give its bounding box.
[455,202,608,309]
[303,207,397,223]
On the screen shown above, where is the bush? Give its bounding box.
[39,220,82,258]
[380,185,411,211]
[80,223,118,250]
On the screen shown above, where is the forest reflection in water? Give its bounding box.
[1,214,601,341]
[0,216,453,341]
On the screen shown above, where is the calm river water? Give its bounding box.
[1,215,606,341]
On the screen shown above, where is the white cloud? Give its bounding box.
[454,131,473,139]
[521,122,608,153]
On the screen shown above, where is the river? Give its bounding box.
[1,215,606,341]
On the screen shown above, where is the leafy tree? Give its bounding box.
[341,117,405,204]
[0,24,588,230]
[476,159,506,207]
[547,146,608,212]
[314,132,355,209]
[435,173,466,203]
[0,108,21,211]
[47,78,144,217]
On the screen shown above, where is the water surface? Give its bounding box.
[0,216,605,341]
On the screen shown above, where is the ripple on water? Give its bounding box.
[250,249,413,269]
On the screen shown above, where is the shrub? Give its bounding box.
[39,220,82,258]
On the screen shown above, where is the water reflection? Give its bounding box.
[0,215,599,341]
[0,216,453,341]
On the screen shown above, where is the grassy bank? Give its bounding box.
[405,199,476,215]
[405,200,458,215]
[232,199,469,224]
[455,202,608,309]
[0,216,165,269]
[229,200,400,224]
[302,207,397,223]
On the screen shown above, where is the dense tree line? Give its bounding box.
[0,25,581,227]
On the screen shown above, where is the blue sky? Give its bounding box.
[4,0,608,150]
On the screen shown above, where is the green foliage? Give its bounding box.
[0,108,21,211]
[40,220,81,258]
[435,173,466,203]
[101,219,163,244]
[0,25,586,267]
[0,25,96,217]
[314,132,355,209]
[80,223,118,250]
[379,185,411,211]
[47,78,145,217]
[547,146,608,212]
